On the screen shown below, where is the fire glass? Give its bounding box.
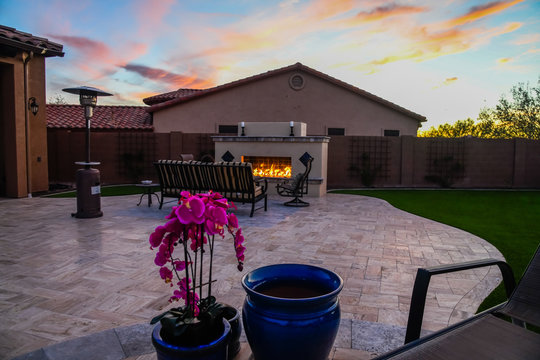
[242,156,292,178]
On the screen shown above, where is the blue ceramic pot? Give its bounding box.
[151,319,230,360]
[242,263,343,360]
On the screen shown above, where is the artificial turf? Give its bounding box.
[331,189,540,311]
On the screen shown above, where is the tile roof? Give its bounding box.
[142,88,204,105]
[0,25,64,57]
[47,104,152,130]
[146,62,426,122]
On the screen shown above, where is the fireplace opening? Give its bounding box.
[242,156,292,178]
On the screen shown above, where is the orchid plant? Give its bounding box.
[149,191,245,346]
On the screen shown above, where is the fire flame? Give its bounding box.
[252,163,291,178]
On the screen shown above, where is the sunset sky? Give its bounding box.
[1,0,538,128]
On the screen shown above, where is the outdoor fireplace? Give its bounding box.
[213,122,329,197]
[242,156,292,178]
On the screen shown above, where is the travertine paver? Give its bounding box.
[0,193,504,359]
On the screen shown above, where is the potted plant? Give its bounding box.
[149,191,245,360]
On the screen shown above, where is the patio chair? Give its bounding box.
[179,154,194,161]
[374,245,540,359]
[276,155,313,207]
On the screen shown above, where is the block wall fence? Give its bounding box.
[47,130,540,189]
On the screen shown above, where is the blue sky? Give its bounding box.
[1,0,538,128]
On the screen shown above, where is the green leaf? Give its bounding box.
[150,310,171,324]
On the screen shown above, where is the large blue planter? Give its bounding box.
[151,319,230,360]
[241,264,343,360]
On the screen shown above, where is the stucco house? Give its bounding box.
[144,62,426,136]
[0,25,64,197]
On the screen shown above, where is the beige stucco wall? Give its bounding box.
[153,69,421,136]
[0,54,49,197]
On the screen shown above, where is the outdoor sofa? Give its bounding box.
[154,160,268,217]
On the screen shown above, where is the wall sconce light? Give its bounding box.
[241,122,246,136]
[290,121,294,136]
[28,97,39,116]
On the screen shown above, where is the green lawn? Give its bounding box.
[331,189,540,311]
[44,185,160,198]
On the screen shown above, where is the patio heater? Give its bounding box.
[63,86,112,218]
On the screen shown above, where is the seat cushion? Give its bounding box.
[254,185,263,197]
[388,315,540,360]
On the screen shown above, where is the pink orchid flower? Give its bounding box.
[159,267,173,283]
[149,191,245,319]
[176,196,205,224]
[149,226,166,249]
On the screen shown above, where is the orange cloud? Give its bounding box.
[445,0,524,28]
[490,21,522,36]
[431,77,459,89]
[443,77,458,85]
[354,20,522,73]
[220,30,280,52]
[131,91,162,101]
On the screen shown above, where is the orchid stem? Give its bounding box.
[208,234,214,298]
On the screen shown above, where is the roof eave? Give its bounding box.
[147,62,427,122]
[0,37,64,57]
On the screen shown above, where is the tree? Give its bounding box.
[419,78,539,139]
[418,118,477,138]
[47,94,67,104]
[478,78,540,139]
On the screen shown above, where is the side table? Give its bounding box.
[136,183,160,207]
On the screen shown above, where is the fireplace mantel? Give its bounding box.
[212,136,330,143]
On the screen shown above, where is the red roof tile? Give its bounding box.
[142,88,204,105]
[0,25,64,57]
[146,62,426,122]
[47,104,152,130]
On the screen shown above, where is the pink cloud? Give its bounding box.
[352,3,428,23]
[133,0,175,38]
[122,63,215,89]
[48,34,147,80]
[513,33,540,45]
[305,0,355,20]
[49,35,111,60]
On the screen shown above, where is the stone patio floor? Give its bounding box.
[0,193,505,360]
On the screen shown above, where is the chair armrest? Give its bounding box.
[404,258,515,344]
[255,178,268,193]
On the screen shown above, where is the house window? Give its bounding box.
[328,128,345,136]
[384,129,400,137]
[219,125,238,134]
